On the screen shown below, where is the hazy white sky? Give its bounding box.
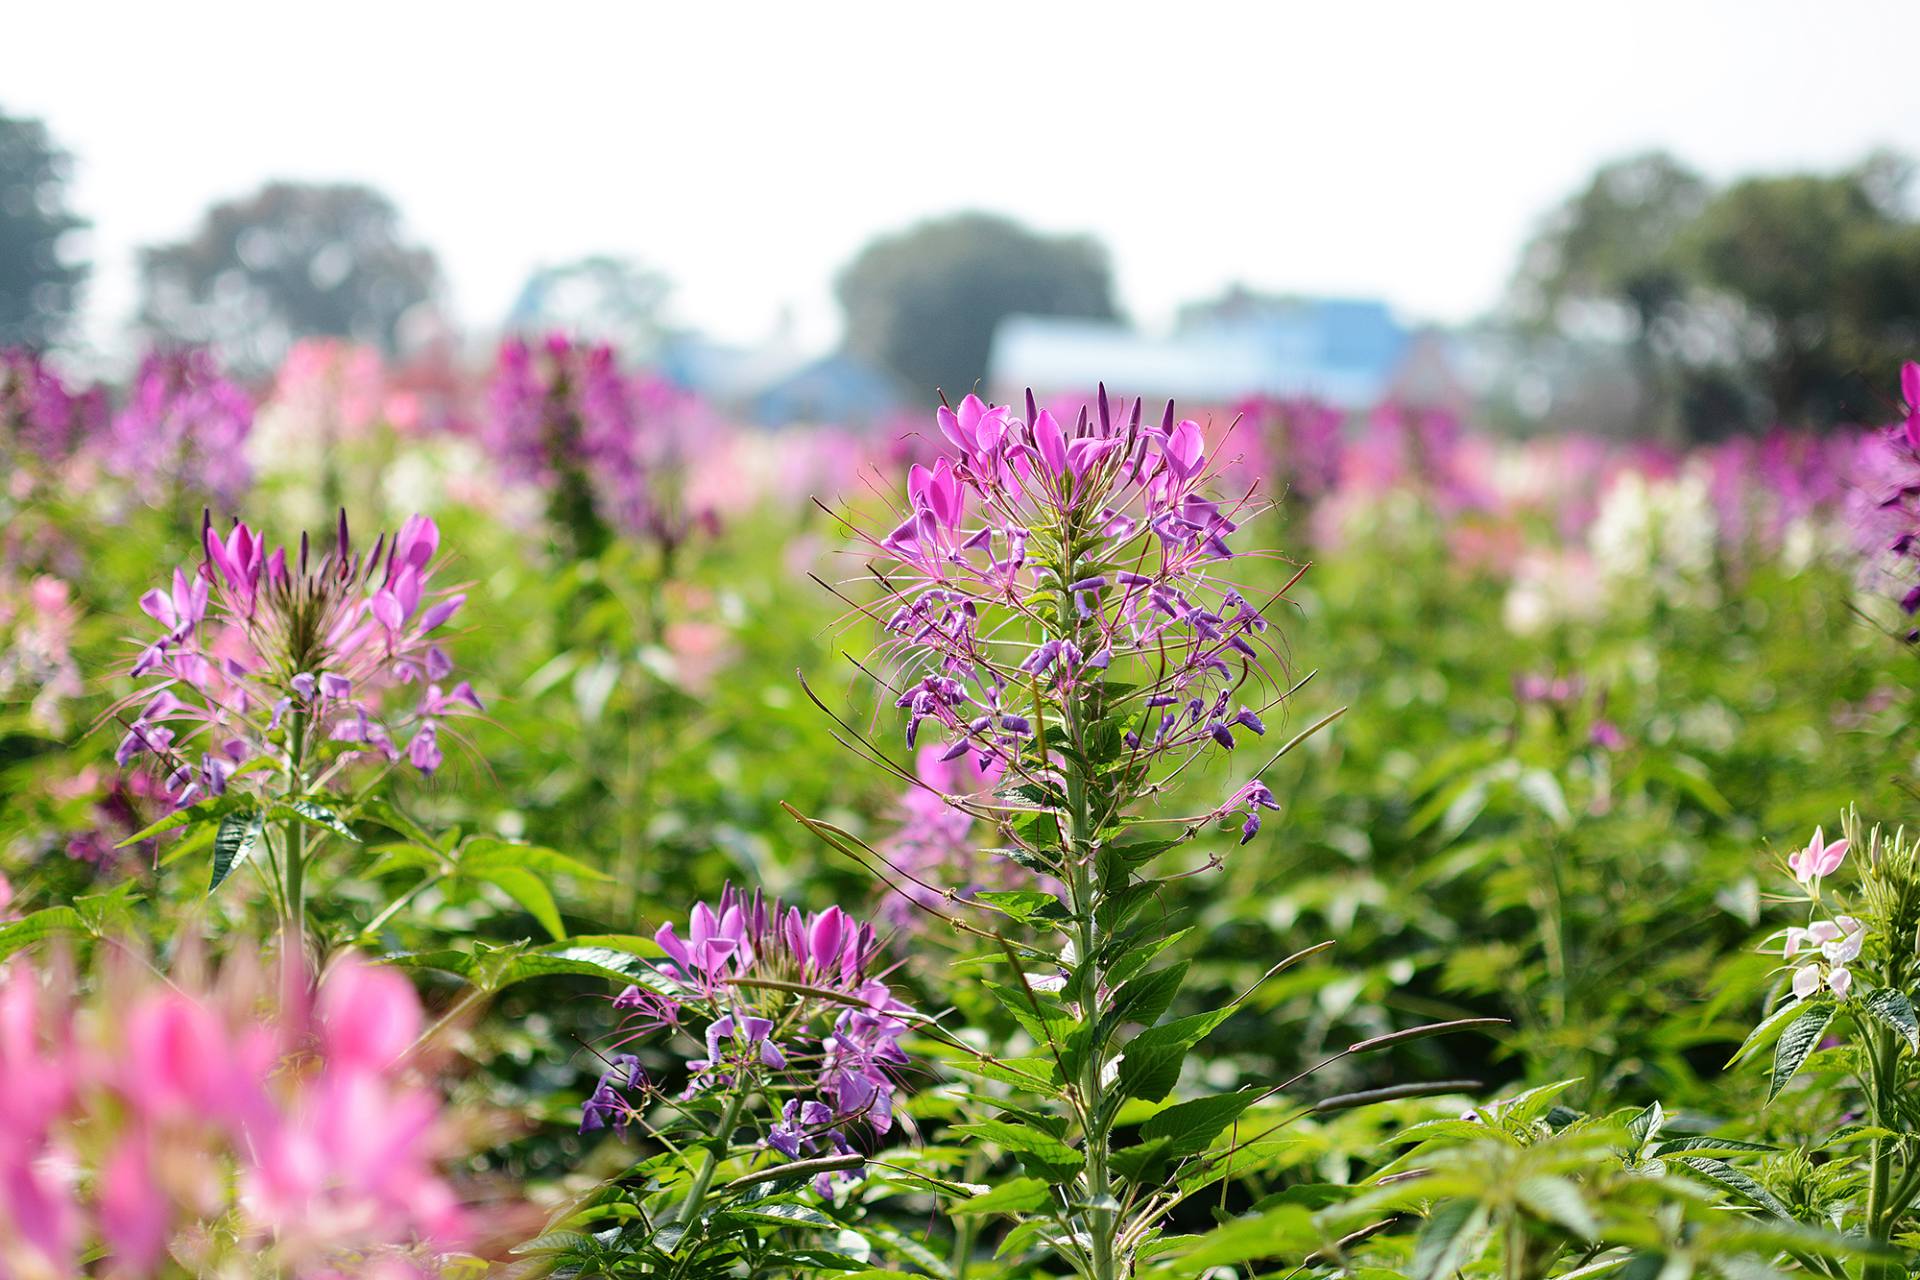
[7,1,1920,357]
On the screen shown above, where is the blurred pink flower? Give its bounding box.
[0,951,477,1276]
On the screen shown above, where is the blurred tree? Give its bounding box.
[138,181,441,372]
[0,107,88,348]
[835,212,1117,396]
[505,255,674,359]
[1508,150,1920,436]
[1687,153,1920,425]
[1506,152,1712,438]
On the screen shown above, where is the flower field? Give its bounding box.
[5,339,1920,1278]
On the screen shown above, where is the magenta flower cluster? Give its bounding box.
[486,334,653,541]
[592,886,916,1196]
[109,349,255,510]
[0,953,467,1276]
[0,348,107,464]
[865,391,1280,840]
[1847,362,1920,618]
[1232,395,1346,503]
[115,510,479,808]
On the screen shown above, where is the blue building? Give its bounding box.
[988,294,1454,409]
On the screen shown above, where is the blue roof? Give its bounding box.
[989,298,1414,408]
[749,352,903,428]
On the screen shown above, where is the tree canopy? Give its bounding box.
[138,181,441,372]
[0,107,88,348]
[835,212,1117,397]
[1509,150,1920,437]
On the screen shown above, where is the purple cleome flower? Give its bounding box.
[592,886,917,1196]
[113,509,479,809]
[486,334,658,547]
[859,389,1287,849]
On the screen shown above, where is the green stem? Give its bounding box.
[284,708,311,961]
[1864,1024,1898,1279]
[405,983,490,1059]
[614,554,668,920]
[1054,531,1120,1280]
[1503,1207,1527,1280]
[353,872,445,945]
[950,1151,987,1280]
[678,1087,749,1230]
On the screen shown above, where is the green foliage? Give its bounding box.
[13,391,1920,1276]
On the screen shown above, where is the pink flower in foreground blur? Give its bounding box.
[112,510,480,808]
[0,951,472,1276]
[1788,826,1849,885]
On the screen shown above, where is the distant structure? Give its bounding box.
[988,292,1464,410]
[657,326,905,429]
[748,352,905,428]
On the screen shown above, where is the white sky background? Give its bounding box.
[6,0,1920,361]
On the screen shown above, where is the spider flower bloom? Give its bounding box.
[857,390,1286,845]
[597,886,917,1189]
[485,334,650,550]
[0,951,472,1277]
[1788,826,1849,885]
[110,349,254,509]
[114,509,479,809]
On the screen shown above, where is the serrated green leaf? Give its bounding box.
[0,906,87,960]
[511,1229,601,1255]
[1104,928,1193,987]
[461,837,609,882]
[1412,1198,1487,1280]
[1728,995,1811,1067]
[1116,1007,1237,1102]
[714,1201,835,1229]
[972,890,1066,923]
[356,798,443,850]
[209,810,265,893]
[1144,1206,1315,1272]
[1108,961,1188,1032]
[1138,1090,1257,1157]
[951,1176,1053,1216]
[950,1120,1083,1176]
[1652,1136,1775,1158]
[281,798,360,841]
[1859,987,1920,1052]
[1627,1100,1665,1145]
[1769,1001,1835,1101]
[115,807,199,848]
[1675,1156,1795,1219]
[457,862,566,940]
